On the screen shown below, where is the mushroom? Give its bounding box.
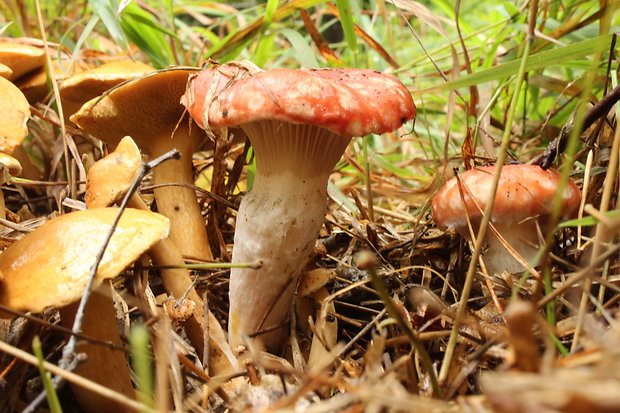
[0,207,170,412]
[0,153,22,219]
[0,40,52,179]
[85,135,238,373]
[0,40,45,82]
[14,59,87,104]
[183,65,416,351]
[71,68,213,261]
[59,60,154,122]
[431,164,582,275]
[85,135,143,209]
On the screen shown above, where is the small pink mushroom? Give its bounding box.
[432,164,582,275]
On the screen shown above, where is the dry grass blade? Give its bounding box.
[299,8,344,66]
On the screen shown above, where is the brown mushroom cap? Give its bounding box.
[0,76,30,153]
[0,208,169,315]
[0,63,12,79]
[431,164,582,230]
[85,136,142,208]
[0,41,45,81]
[183,66,416,138]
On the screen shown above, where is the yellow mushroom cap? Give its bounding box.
[0,41,45,82]
[85,136,142,208]
[0,76,30,153]
[0,63,12,79]
[0,208,169,316]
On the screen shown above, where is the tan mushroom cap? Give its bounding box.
[183,66,416,138]
[15,60,86,103]
[70,67,201,150]
[85,136,142,209]
[0,76,30,154]
[0,41,45,81]
[60,60,154,103]
[0,208,169,316]
[431,164,582,230]
[0,63,12,79]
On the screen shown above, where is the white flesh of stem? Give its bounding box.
[462,221,540,275]
[228,120,349,352]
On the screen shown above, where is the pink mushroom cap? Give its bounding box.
[432,164,582,230]
[183,66,416,138]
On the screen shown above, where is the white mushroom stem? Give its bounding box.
[228,120,349,351]
[461,220,541,275]
[148,123,212,261]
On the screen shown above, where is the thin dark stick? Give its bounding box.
[335,308,386,359]
[23,149,180,413]
[141,182,237,210]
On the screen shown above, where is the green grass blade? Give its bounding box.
[279,28,320,67]
[89,0,129,52]
[419,33,613,93]
[263,0,279,27]
[33,336,62,413]
[130,324,154,411]
[373,154,432,181]
[206,0,327,59]
[69,15,99,67]
[549,331,569,356]
[335,0,358,58]
[0,21,14,36]
[119,3,174,68]
[123,9,178,38]
[328,180,359,214]
[253,0,279,67]
[560,209,620,227]
[254,32,276,67]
